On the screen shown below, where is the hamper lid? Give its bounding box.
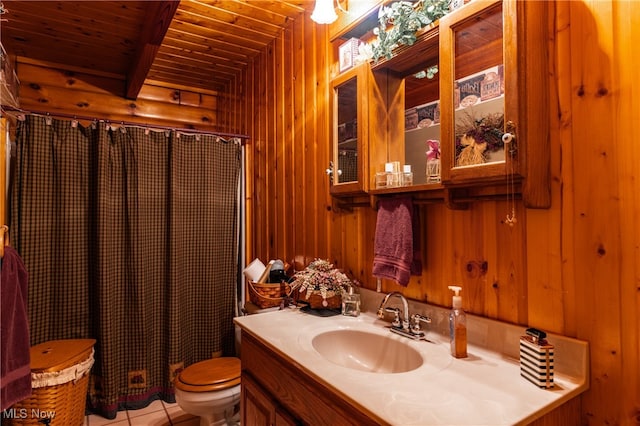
[176,357,240,392]
[30,339,96,373]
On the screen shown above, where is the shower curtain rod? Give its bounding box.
[0,104,250,143]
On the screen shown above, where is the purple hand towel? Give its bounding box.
[1,246,31,410]
[372,197,422,286]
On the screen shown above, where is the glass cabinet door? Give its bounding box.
[329,63,370,196]
[439,0,516,184]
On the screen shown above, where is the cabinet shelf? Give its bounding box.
[337,138,357,150]
[371,24,440,77]
[370,183,444,196]
[455,94,504,113]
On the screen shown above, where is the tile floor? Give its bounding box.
[84,400,199,426]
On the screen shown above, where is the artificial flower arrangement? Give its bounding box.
[289,259,354,309]
[427,139,440,162]
[455,111,505,166]
[426,139,441,183]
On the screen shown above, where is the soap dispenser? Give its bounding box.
[448,285,468,358]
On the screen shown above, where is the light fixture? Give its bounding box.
[311,0,338,24]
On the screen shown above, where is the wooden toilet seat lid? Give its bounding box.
[175,357,241,392]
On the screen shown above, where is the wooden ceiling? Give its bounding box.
[0,0,311,98]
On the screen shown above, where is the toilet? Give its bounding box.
[174,357,241,426]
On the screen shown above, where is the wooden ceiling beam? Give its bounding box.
[126,0,181,100]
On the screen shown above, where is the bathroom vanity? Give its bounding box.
[240,331,379,425]
[235,295,589,425]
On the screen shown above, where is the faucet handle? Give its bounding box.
[384,307,402,328]
[411,314,432,334]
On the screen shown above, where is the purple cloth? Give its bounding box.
[1,246,31,410]
[372,197,422,286]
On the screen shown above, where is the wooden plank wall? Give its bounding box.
[560,1,638,423]
[241,14,337,273]
[11,58,229,132]
[240,3,639,425]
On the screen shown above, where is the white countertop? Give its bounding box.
[235,301,589,426]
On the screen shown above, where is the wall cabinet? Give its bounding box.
[439,0,550,210]
[331,0,550,208]
[329,62,387,197]
[440,1,508,185]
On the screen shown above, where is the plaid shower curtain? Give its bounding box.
[10,115,241,418]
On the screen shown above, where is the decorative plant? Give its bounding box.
[426,139,440,161]
[371,0,451,63]
[414,65,439,79]
[289,259,354,306]
[455,111,505,166]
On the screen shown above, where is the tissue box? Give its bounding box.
[520,335,554,388]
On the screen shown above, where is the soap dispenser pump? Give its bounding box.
[448,285,468,358]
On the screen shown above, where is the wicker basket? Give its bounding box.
[248,281,291,308]
[7,339,96,426]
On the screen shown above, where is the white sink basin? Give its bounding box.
[312,329,423,373]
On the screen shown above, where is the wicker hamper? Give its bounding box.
[7,339,96,426]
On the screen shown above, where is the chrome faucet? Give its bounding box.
[377,291,410,330]
[377,291,431,341]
